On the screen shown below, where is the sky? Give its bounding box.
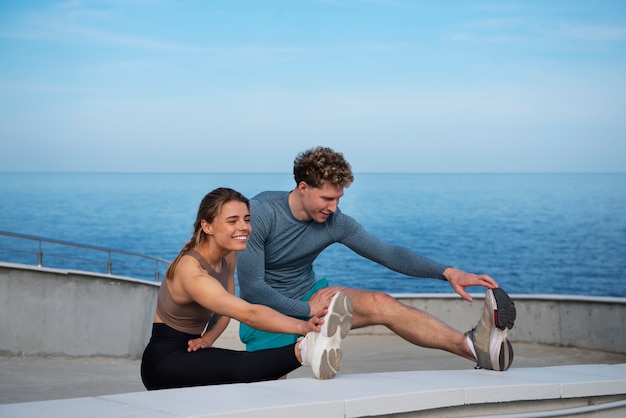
[0,0,625,173]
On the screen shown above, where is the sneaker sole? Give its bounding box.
[492,287,516,330]
[488,288,516,371]
[316,292,354,379]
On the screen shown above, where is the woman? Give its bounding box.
[140,187,353,390]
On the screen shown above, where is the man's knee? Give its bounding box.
[351,290,397,317]
[371,291,398,309]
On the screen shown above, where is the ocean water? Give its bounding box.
[1,172,625,298]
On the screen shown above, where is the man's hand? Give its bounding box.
[444,267,498,302]
[307,286,345,317]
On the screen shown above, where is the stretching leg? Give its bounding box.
[343,288,475,362]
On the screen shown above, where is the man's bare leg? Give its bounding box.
[343,288,476,362]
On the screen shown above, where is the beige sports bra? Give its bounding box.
[155,250,229,335]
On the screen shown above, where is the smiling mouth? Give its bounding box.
[233,236,248,242]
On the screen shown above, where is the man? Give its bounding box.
[237,146,515,371]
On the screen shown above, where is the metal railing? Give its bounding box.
[0,231,169,282]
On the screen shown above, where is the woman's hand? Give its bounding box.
[302,309,326,335]
[187,336,212,352]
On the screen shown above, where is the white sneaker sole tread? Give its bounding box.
[314,292,353,380]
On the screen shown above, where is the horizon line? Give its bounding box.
[0,171,625,175]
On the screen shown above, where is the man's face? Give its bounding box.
[301,181,344,223]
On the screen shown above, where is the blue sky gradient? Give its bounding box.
[1,0,625,173]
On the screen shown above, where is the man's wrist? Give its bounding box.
[442,267,456,281]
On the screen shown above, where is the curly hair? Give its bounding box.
[293,146,354,188]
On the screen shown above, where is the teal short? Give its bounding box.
[239,278,329,352]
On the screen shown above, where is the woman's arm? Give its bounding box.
[187,253,238,351]
[187,314,231,352]
[178,256,323,337]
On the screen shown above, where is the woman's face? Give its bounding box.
[209,200,251,251]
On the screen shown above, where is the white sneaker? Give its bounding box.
[301,291,353,379]
[465,288,516,371]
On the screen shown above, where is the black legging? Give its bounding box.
[141,323,301,390]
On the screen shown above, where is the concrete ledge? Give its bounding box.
[2,364,625,418]
[0,262,158,358]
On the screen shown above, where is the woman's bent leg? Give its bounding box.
[141,324,301,390]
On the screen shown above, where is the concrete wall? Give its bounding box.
[1,263,625,358]
[0,263,158,359]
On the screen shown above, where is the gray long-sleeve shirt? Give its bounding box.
[237,191,449,318]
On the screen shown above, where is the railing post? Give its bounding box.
[37,241,43,267]
[107,251,112,275]
[155,260,160,282]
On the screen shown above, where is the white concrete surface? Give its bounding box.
[1,364,625,418]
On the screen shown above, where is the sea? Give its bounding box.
[1,172,625,298]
